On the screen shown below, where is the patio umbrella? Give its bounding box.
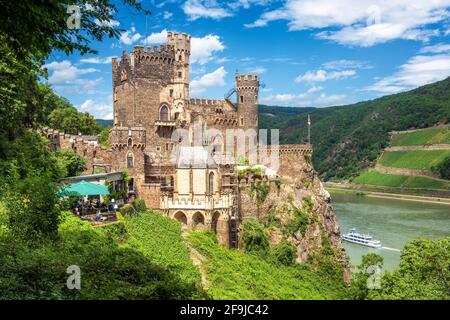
[60,180,110,196]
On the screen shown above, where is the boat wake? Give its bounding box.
[381,246,401,252]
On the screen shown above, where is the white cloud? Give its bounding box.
[119,27,142,45]
[143,29,168,45]
[419,42,450,54]
[163,11,173,19]
[80,56,115,64]
[183,0,232,21]
[54,78,104,95]
[365,52,450,93]
[43,60,98,84]
[296,69,356,82]
[322,59,373,70]
[94,18,120,28]
[307,86,323,94]
[190,66,227,95]
[261,91,348,107]
[245,0,450,46]
[246,66,267,74]
[191,34,225,64]
[78,99,113,120]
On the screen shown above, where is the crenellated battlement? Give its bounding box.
[132,45,176,66]
[189,98,224,106]
[236,74,259,82]
[235,73,260,93]
[167,31,191,52]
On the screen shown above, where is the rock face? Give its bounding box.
[239,157,351,283]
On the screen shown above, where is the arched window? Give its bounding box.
[127,138,132,147]
[160,105,169,121]
[127,153,134,168]
[209,172,214,195]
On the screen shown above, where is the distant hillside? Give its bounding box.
[352,126,450,191]
[96,119,113,128]
[96,105,312,130]
[260,77,450,181]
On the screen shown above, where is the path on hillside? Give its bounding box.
[182,232,209,289]
[372,164,439,179]
[385,144,450,151]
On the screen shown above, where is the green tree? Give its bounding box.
[48,106,102,135]
[432,156,450,180]
[54,149,87,177]
[373,238,450,300]
[4,174,60,241]
[349,253,383,300]
[100,126,112,147]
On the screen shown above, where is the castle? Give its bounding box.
[44,31,312,247]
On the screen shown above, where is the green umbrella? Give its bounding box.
[60,180,110,196]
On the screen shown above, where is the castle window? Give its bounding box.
[209,172,214,195]
[178,55,182,61]
[240,96,244,103]
[128,138,132,147]
[169,89,173,98]
[127,153,134,168]
[160,105,169,121]
[178,71,182,79]
[174,112,180,120]
[240,117,244,126]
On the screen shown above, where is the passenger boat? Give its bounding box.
[341,228,381,248]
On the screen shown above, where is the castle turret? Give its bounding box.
[167,31,191,99]
[236,74,259,132]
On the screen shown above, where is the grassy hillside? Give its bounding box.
[125,211,201,289]
[391,127,450,146]
[353,171,450,190]
[187,231,348,300]
[259,77,450,180]
[379,150,450,170]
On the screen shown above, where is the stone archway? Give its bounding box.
[174,211,187,225]
[211,211,221,233]
[192,211,205,229]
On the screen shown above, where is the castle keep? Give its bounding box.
[45,31,312,247]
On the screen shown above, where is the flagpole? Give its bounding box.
[308,114,311,145]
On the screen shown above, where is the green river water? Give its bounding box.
[330,192,450,271]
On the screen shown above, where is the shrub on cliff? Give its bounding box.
[271,241,296,266]
[242,219,269,254]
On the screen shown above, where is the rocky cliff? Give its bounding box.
[239,155,351,283]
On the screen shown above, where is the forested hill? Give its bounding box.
[259,77,450,181]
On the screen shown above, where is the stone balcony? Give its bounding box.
[160,193,235,211]
[154,120,176,128]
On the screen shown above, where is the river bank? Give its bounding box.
[324,182,450,206]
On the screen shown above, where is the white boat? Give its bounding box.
[341,228,382,248]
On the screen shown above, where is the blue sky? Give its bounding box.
[45,0,450,119]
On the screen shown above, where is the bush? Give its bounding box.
[242,219,269,254]
[119,204,136,216]
[132,198,147,213]
[432,156,450,180]
[271,241,296,266]
[4,174,60,240]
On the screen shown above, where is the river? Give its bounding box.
[330,192,450,271]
